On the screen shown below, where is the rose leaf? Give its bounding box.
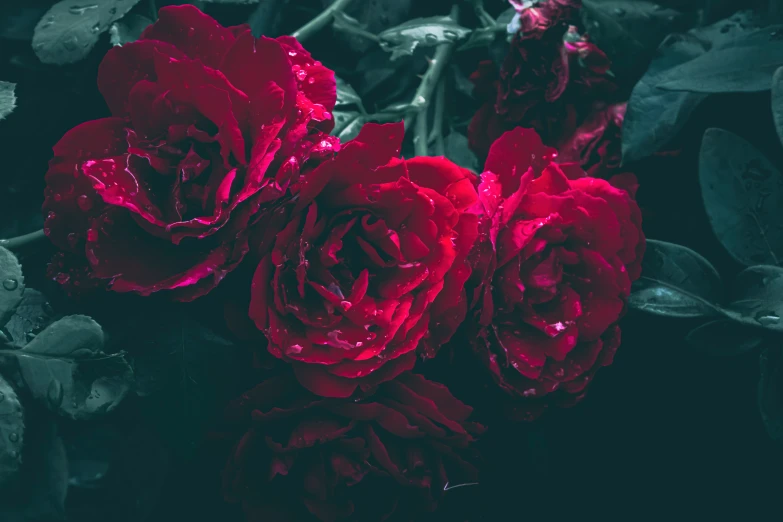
[443,131,479,172]
[725,265,783,333]
[32,0,143,65]
[622,11,758,163]
[0,246,25,328]
[685,319,764,356]
[0,414,68,522]
[698,128,783,266]
[629,239,725,318]
[3,288,56,348]
[332,110,366,142]
[759,346,783,442]
[0,81,16,121]
[108,13,152,47]
[657,24,783,93]
[378,16,471,60]
[581,0,694,84]
[334,75,365,113]
[7,315,133,420]
[0,374,24,488]
[772,66,783,148]
[130,317,241,458]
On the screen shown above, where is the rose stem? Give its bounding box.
[291,0,356,42]
[413,105,429,157]
[431,79,447,156]
[404,3,460,149]
[0,229,47,251]
[470,0,496,28]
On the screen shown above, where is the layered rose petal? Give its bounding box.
[248,123,480,397]
[467,128,644,419]
[44,5,337,301]
[223,371,483,522]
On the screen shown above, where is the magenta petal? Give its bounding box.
[81,156,166,227]
[483,127,556,196]
[51,118,129,160]
[220,33,298,121]
[276,35,337,111]
[84,210,235,298]
[140,5,238,68]
[97,40,186,116]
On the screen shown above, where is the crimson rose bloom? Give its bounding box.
[468,0,618,165]
[248,122,479,398]
[557,102,626,178]
[223,371,483,522]
[467,128,645,420]
[43,5,337,300]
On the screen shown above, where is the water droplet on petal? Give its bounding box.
[286,344,303,355]
[3,278,18,291]
[9,432,18,443]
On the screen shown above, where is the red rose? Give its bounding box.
[557,102,626,178]
[467,1,618,161]
[467,128,645,420]
[222,371,483,522]
[42,5,338,300]
[248,122,479,398]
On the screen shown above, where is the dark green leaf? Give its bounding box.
[657,25,783,93]
[457,26,499,51]
[0,374,23,487]
[108,13,152,46]
[443,132,479,172]
[331,110,365,142]
[0,246,25,328]
[726,265,783,332]
[0,415,68,522]
[11,315,133,420]
[3,289,55,347]
[131,318,240,458]
[332,11,365,31]
[699,128,783,266]
[581,0,693,83]
[622,11,756,163]
[686,319,764,356]
[759,347,783,442]
[0,82,16,121]
[334,75,364,111]
[772,66,783,148]
[629,239,724,318]
[32,0,143,65]
[378,16,470,60]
